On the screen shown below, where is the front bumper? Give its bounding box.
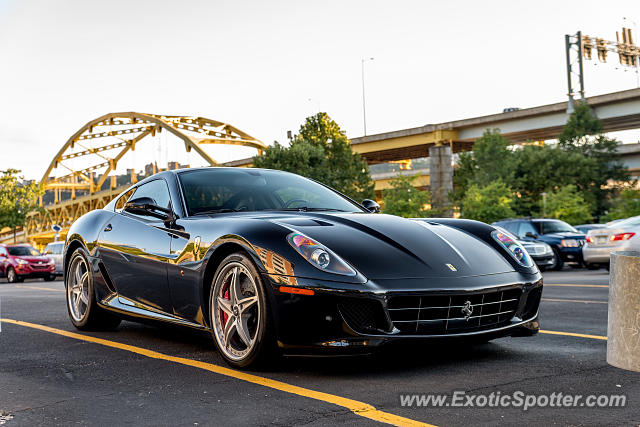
[531,254,555,267]
[264,271,542,354]
[15,263,56,278]
[558,246,583,263]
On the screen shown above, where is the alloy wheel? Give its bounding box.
[212,262,261,361]
[7,268,16,283]
[67,256,90,322]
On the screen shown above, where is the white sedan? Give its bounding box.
[583,215,640,269]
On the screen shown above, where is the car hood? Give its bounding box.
[271,213,514,279]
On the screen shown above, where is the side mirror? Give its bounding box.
[525,232,538,239]
[361,199,381,213]
[124,197,175,222]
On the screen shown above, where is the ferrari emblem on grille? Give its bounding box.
[446,263,457,271]
[461,301,473,320]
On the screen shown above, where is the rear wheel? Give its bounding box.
[209,252,276,369]
[66,247,121,330]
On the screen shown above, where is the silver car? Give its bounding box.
[583,215,640,269]
[43,241,64,276]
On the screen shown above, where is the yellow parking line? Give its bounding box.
[540,329,607,341]
[544,284,608,288]
[542,298,607,304]
[13,285,63,292]
[0,318,431,427]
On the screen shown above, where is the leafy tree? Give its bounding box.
[254,113,374,201]
[382,173,431,218]
[602,188,640,221]
[0,169,44,242]
[454,129,513,204]
[544,184,593,225]
[461,180,514,224]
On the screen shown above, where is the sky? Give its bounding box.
[1,0,639,180]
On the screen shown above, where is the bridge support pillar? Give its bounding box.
[428,144,453,217]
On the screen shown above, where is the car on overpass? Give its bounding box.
[62,167,542,369]
[0,244,57,283]
[583,215,640,269]
[492,218,586,270]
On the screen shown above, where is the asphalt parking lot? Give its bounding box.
[1,268,638,426]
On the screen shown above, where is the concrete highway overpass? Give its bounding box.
[350,88,640,163]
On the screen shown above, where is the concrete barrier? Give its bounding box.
[607,251,640,372]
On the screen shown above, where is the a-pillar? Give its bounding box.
[428,144,453,217]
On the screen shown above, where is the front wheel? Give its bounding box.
[6,267,18,283]
[66,247,121,330]
[209,252,276,369]
[551,248,564,271]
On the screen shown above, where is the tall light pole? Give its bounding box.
[361,57,374,136]
[623,17,639,88]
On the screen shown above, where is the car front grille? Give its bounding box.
[30,263,49,269]
[387,287,522,334]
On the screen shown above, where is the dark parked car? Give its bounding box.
[0,244,57,282]
[492,218,585,270]
[517,239,556,271]
[64,168,542,368]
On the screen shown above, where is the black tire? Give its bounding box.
[538,266,547,272]
[585,263,600,270]
[551,248,564,271]
[6,267,18,283]
[208,252,277,369]
[65,246,121,331]
[44,274,56,282]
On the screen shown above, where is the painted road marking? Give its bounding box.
[0,318,431,427]
[540,329,607,341]
[12,285,63,292]
[542,298,607,304]
[544,284,608,288]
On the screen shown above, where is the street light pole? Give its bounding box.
[623,17,639,88]
[361,57,374,136]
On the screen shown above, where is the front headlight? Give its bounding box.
[491,230,534,268]
[561,239,580,247]
[48,257,55,264]
[287,232,357,276]
[16,258,29,265]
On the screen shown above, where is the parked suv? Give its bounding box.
[492,218,586,270]
[43,241,65,276]
[0,244,56,282]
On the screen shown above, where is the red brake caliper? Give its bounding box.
[220,283,230,327]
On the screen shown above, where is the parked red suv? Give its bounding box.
[0,244,56,283]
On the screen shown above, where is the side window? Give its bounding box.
[115,188,136,211]
[518,222,538,238]
[129,179,172,210]
[0,247,7,257]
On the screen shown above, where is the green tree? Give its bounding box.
[382,173,431,218]
[461,180,514,224]
[555,101,628,217]
[0,169,44,242]
[544,184,593,225]
[454,129,513,204]
[254,113,374,201]
[603,188,640,221]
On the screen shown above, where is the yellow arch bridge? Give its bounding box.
[2,112,266,247]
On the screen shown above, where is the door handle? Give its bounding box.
[103,223,113,232]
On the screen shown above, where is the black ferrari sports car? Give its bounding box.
[64,167,542,368]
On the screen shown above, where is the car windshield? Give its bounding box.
[178,169,365,215]
[611,216,640,228]
[533,220,578,234]
[7,246,41,256]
